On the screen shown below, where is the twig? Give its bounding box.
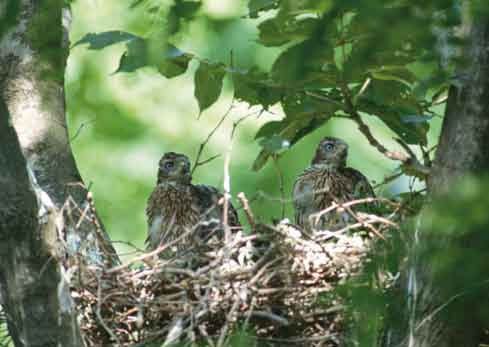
[256,333,338,343]
[191,101,234,175]
[342,204,386,240]
[272,154,286,219]
[198,324,215,347]
[249,311,289,326]
[304,91,346,109]
[95,273,121,345]
[217,297,240,347]
[107,224,202,273]
[223,108,255,241]
[223,144,232,243]
[307,84,431,178]
[420,144,431,168]
[311,196,399,223]
[353,77,372,102]
[373,172,403,189]
[69,118,96,144]
[350,111,430,177]
[195,154,221,167]
[237,192,255,230]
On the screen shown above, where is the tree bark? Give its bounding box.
[0,0,118,267]
[428,20,489,193]
[0,98,83,346]
[383,13,489,347]
[0,1,120,345]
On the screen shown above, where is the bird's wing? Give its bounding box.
[145,185,167,249]
[292,167,324,226]
[193,184,240,227]
[340,167,377,216]
[146,186,162,230]
[342,168,375,199]
[292,174,306,225]
[292,168,318,207]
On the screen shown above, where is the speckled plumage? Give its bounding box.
[146,182,201,251]
[146,152,239,252]
[293,137,374,230]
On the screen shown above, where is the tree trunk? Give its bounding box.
[383,13,489,347]
[0,98,83,346]
[0,1,120,345]
[428,23,489,193]
[0,0,118,267]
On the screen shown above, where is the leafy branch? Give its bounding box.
[72,0,455,177]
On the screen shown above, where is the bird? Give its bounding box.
[145,152,239,253]
[292,137,375,231]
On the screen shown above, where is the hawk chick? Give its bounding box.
[292,137,374,230]
[146,152,239,252]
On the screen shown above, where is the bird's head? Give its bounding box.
[157,152,192,184]
[311,137,348,168]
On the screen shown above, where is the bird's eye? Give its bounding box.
[324,143,335,151]
[164,161,174,169]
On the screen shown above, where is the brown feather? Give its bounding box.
[146,152,241,254]
[293,137,374,230]
[146,182,200,251]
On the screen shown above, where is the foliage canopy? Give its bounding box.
[73,0,459,175]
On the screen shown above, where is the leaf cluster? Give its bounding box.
[73,0,461,174]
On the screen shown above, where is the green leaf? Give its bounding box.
[281,92,341,119]
[258,134,291,153]
[194,62,226,113]
[287,115,330,145]
[173,0,201,17]
[72,31,139,50]
[252,113,332,170]
[358,101,428,145]
[115,38,147,73]
[248,0,278,18]
[257,18,290,47]
[411,71,448,101]
[157,45,191,78]
[115,39,191,78]
[271,39,337,87]
[168,0,202,35]
[254,120,287,139]
[401,114,433,123]
[272,41,309,83]
[232,68,281,108]
[356,79,429,145]
[252,90,341,170]
[252,150,271,171]
[258,16,319,47]
[281,0,333,15]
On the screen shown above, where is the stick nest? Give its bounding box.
[70,218,384,347]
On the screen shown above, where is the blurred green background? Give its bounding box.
[66,0,443,257]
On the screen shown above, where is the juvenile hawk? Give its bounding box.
[146,152,239,252]
[292,137,375,230]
